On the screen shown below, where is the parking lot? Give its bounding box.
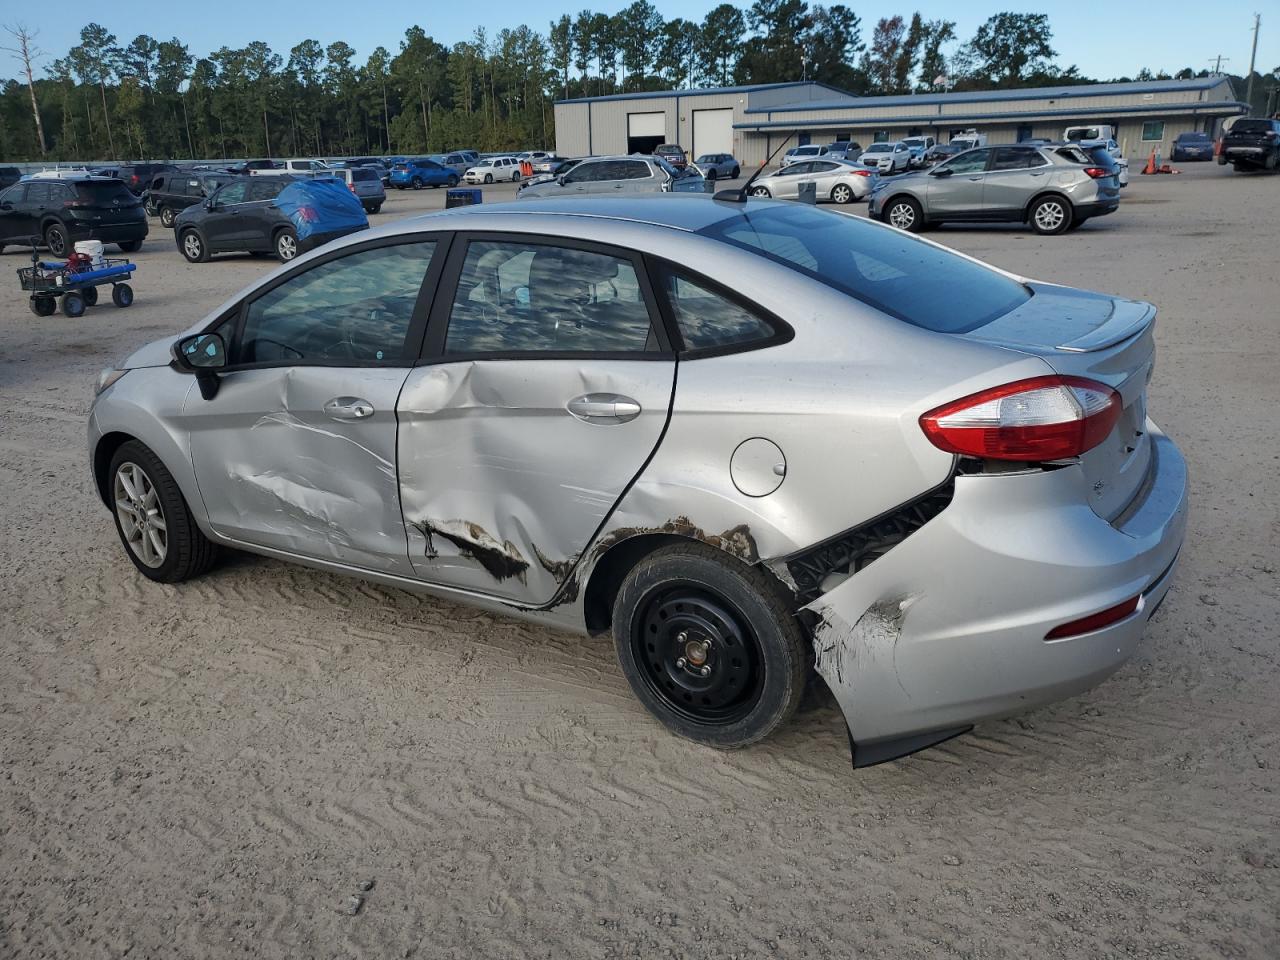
[1,164,1276,958]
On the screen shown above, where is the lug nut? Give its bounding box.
[675,657,687,670]
[699,666,711,677]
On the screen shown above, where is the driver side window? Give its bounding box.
[236,241,436,366]
[939,150,989,175]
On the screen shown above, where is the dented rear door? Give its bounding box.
[397,233,676,605]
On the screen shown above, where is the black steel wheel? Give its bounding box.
[612,543,807,748]
[730,166,740,178]
[81,285,99,306]
[61,291,86,318]
[112,283,134,307]
[30,296,56,317]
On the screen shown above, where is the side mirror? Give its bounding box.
[556,174,568,185]
[172,332,226,400]
[204,198,216,210]
[931,167,953,177]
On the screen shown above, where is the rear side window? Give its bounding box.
[990,147,1046,170]
[701,205,1030,334]
[445,240,655,354]
[655,266,775,351]
[617,160,651,180]
[238,241,436,365]
[248,179,285,201]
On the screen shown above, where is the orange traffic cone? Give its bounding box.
[1142,150,1157,175]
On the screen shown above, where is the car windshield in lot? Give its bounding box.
[698,204,1030,333]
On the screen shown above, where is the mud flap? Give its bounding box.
[848,724,972,768]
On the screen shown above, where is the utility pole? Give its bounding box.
[1208,54,1230,75]
[1245,14,1261,110]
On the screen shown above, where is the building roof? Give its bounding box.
[745,77,1235,114]
[555,81,850,106]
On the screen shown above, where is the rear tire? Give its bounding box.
[117,240,142,253]
[730,166,740,178]
[81,285,99,306]
[884,196,923,232]
[706,169,717,181]
[1029,195,1072,235]
[112,283,134,307]
[412,176,423,190]
[611,543,807,749]
[180,229,209,263]
[108,440,217,583]
[30,296,56,317]
[447,175,459,188]
[274,227,298,262]
[44,222,69,257]
[831,183,854,204]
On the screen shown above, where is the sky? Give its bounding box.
[3,1,1275,87]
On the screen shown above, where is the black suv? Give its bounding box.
[1219,118,1280,172]
[147,171,243,227]
[173,176,365,263]
[0,177,147,256]
[105,162,180,195]
[0,167,21,190]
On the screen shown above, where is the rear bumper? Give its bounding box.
[67,220,148,243]
[1074,199,1120,218]
[804,424,1188,764]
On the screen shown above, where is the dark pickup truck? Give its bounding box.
[1218,117,1280,172]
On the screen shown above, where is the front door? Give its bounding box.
[0,184,35,242]
[926,147,991,216]
[397,234,676,604]
[183,237,445,574]
[201,180,252,251]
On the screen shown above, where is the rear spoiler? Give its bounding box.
[1056,299,1156,353]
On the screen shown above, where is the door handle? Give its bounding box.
[567,393,641,424]
[967,176,984,181]
[324,396,374,420]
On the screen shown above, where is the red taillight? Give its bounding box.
[1083,166,1110,179]
[919,375,1122,462]
[349,182,357,193]
[852,169,872,176]
[1045,595,1140,640]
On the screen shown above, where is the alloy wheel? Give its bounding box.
[114,462,167,569]
[888,201,916,229]
[182,233,202,260]
[833,184,852,203]
[277,233,297,260]
[1034,200,1066,232]
[631,585,764,726]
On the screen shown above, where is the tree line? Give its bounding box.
[1,5,1276,163]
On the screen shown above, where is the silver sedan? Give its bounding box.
[88,196,1187,766]
[748,158,876,204]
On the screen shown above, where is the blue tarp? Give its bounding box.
[275,178,368,241]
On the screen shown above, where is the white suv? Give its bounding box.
[464,157,523,184]
[780,145,830,168]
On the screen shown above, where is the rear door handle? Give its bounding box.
[567,393,641,424]
[324,396,374,420]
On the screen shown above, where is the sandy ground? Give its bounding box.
[1,167,1277,959]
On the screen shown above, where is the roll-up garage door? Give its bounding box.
[692,108,734,159]
[627,112,667,155]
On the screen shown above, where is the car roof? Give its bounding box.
[387,195,752,236]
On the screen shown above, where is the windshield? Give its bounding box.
[699,205,1030,333]
[902,138,926,147]
[865,144,890,153]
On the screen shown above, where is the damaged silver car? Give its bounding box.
[88,196,1188,766]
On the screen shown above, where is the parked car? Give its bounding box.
[826,141,863,161]
[925,143,962,164]
[429,153,471,176]
[870,143,1121,235]
[747,158,875,204]
[529,154,566,175]
[1218,117,1280,171]
[326,166,387,213]
[24,166,93,180]
[88,196,1187,765]
[227,159,280,175]
[464,157,524,184]
[457,150,480,164]
[173,176,367,263]
[252,158,330,176]
[147,171,243,227]
[1063,124,1114,145]
[1083,143,1129,187]
[948,130,988,152]
[108,162,179,195]
[859,141,912,173]
[1170,131,1215,162]
[900,136,936,168]
[693,154,741,180]
[654,144,688,169]
[517,151,556,164]
[780,145,829,168]
[390,158,459,190]
[0,177,147,256]
[0,166,21,190]
[516,155,705,199]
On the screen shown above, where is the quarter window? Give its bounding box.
[248,179,285,201]
[617,160,651,180]
[990,147,1046,170]
[1141,121,1165,141]
[656,267,775,351]
[237,241,436,365]
[445,240,655,354]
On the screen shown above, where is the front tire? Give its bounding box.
[112,283,134,307]
[275,227,298,261]
[484,173,494,184]
[160,206,177,228]
[611,543,807,749]
[447,175,459,188]
[412,176,423,190]
[30,296,56,317]
[730,166,740,178]
[749,186,771,198]
[61,291,86,317]
[108,440,217,583]
[81,285,99,306]
[884,196,923,232]
[117,240,142,253]
[831,183,854,204]
[1029,195,1072,235]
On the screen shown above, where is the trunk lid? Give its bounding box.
[963,282,1156,521]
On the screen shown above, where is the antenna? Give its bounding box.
[713,133,797,203]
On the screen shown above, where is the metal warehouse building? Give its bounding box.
[554,77,1247,166]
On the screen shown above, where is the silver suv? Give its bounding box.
[869,144,1121,235]
[517,155,705,199]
